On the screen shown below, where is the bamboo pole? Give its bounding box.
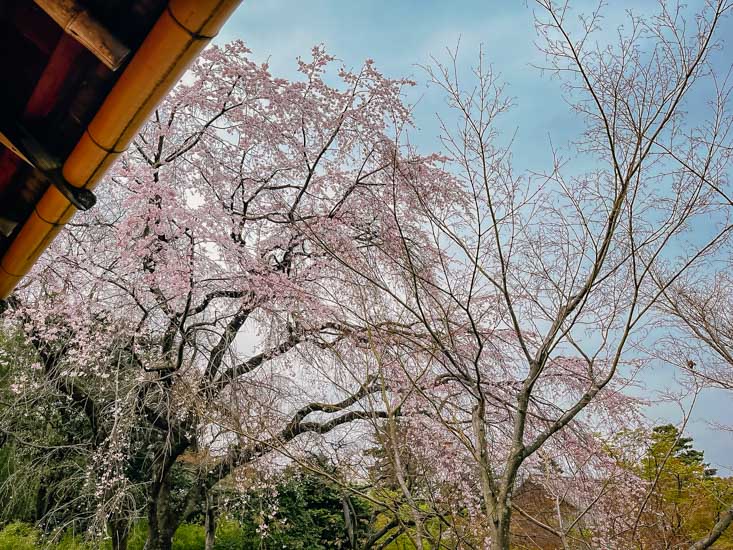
[33,0,131,71]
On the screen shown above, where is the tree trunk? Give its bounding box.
[473,401,515,550]
[35,478,49,521]
[146,513,176,550]
[147,531,174,550]
[108,515,129,550]
[146,464,180,550]
[110,530,128,550]
[491,505,513,550]
[204,492,216,550]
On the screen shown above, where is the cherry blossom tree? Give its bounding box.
[2,41,451,550]
[302,1,733,548]
[1,1,731,549]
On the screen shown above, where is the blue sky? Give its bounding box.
[217,1,571,166]
[217,1,733,471]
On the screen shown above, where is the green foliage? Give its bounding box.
[0,523,95,550]
[171,523,206,550]
[212,519,244,550]
[234,467,372,549]
[125,522,149,550]
[0,463,377,549]
[0,522,39,550]
[53,531,93,550]
[98,521,143,550]
[1,521,210,550]
[647,424,714,474]
[0,328,95,531]
[639,425,733,548]
[100,520,242,550]
[0,443,38,523]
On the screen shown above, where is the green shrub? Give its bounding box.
[214,518,243,549]
[0,520,246,549]
[125,521,149,550]
[0,522,39,550]
[98,520,147,550]
[53,532,92,549]
[171,523,205,550]
[98,520,241,550]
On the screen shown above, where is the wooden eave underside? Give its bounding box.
[0,0,166,249]
[0,0,242,298]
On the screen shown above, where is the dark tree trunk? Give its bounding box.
[204,492,216,550]
[35,478,49,522]
[108,516,130,550]
[146,459,182,550]
[143,410,192,549]
[146,502,177,550]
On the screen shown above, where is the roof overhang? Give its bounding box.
[0,0,241,298]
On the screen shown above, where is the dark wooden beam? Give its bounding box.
[33,0,131,70]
